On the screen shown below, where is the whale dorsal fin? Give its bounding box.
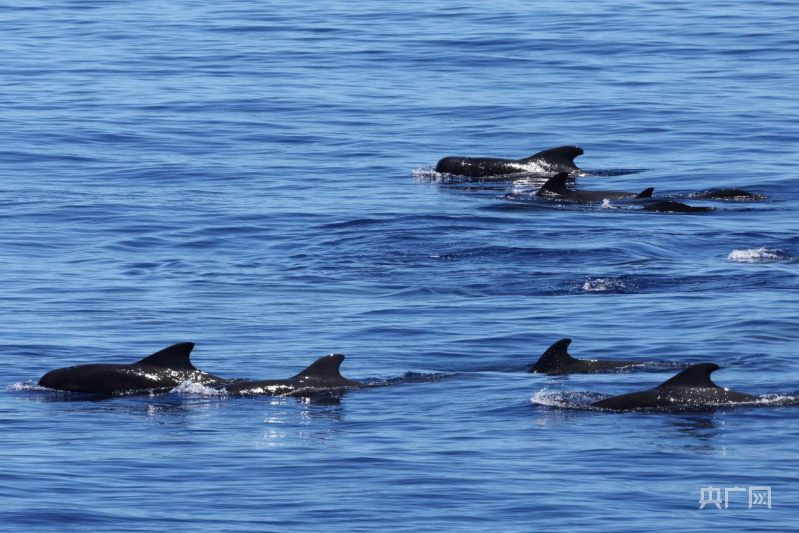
[529,338,576,373]
[536,172,571,196]
[134,342,197,370]
[526,146,583,171]
[636,187,654,199]
[656,363,721,389]
[293,353,346,380]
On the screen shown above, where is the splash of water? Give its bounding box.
[728,247,792,262]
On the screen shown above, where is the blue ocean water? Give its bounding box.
[1,0,798,530]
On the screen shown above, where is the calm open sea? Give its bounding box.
[1,1,798,531]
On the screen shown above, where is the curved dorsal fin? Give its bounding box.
[529,338,576,373]
[134,342,197,370]
[636,187,654,199]
[293,353,346,379]
[526,145,583,170]
[656,363,720,389]
[536,172,571,196]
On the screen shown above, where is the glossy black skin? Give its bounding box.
[692,189,765,201]
[643,201,714,213]
[224,353,366,396]
[592,363,759,410]
[435,145,584,178]
[225,353,456,396]
[528,338,668,375]
[535,173,654,202]
[38,343,222,395]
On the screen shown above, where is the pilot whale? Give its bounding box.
[528,338,679,375]
[435,145,584,178]
[224,353,362,396]
[536,172,653,202]
[225,353,459,396]
[38,342,222,395]
[691,189,765,201]
[642,201,714,213]
[592,363,759,410]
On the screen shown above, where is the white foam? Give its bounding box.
[530,390,600,410]
[514,161,550,174]
[582,277,629,292]
[413,164,580,184]
[752,394,799,406]
[530,389,561,407]
[727,247,791,262]
[412,166,441,182]
[171,380,228,396]
[7,381,45,391]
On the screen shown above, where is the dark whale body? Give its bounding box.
[223,354,449,396]
[692,189,765,201]
[536,173,653,202]
[224,353,367,396]
[435,146,584,178]
[592,363,759,410]
[38,343,221,395]
[643,201,714,213]
[529,338,674,375]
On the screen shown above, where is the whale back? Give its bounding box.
[643,201,714,213]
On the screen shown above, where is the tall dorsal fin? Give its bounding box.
[636,187,654,199]
[134,342,197,370]
[529,338,577,373]
[656,363,721,389]
[526,145,583,171]
[293,353,346,379]
[536,172,571,196]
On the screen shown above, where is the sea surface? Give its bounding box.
[1,1,798,531]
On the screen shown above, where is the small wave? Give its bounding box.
[413,166,474,183]
[502,191,539,203]
[530,389,562,408]
[727,247,793,263]
[586,168,647,177]
[7,381,47,391]
[171,380,228,396]
[530,390,602,410]
[412,166,440,181]
[600,199,619,210]
[752,394,799,406]
[581,277,635,293]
